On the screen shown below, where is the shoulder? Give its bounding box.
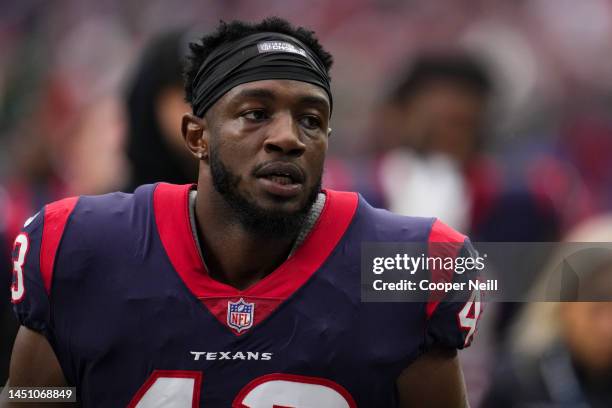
[36,184,155,226]
[10,183,183,333]
[22,184,160,283]
[351,191,468,244]
[73,183,156,221]
[29,184,156,247]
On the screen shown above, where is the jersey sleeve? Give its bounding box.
[10,197,78,336]
[424,219,483,350]
[11,209,50,334]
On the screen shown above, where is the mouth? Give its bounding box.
[254,162,305,198]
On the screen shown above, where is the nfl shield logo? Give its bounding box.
[227,298,255,333]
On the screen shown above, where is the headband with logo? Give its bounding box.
[191,32,332,117]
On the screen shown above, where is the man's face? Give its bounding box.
[397,80,486,162]
[203,79,330,235]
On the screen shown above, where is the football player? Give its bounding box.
[3,17,481,407]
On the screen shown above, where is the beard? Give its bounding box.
[209,148,321,238]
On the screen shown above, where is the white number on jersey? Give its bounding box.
[458,288,481,347]
[128,371,202,408]
[129,371,356,408]
[235,373,355,407]
[11,233,29,303]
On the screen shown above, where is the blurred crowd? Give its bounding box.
[2,0,612,406]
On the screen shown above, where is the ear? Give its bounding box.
[181,113,208,161]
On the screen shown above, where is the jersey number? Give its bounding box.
[11,233,29,303]
[458,289,481,347]
[128,371,356,408]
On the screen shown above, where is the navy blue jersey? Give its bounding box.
[10,183,481,407]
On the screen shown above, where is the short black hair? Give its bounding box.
[390,53,491,104]
[184,17,333,109]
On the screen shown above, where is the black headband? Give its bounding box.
[191,32,332,118]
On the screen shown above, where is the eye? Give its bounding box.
[242,109,269,122]
[299,115,323,130]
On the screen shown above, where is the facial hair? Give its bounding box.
[209,147,321,238]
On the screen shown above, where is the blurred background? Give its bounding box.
[2,0,612,406]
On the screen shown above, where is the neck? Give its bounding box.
[194,179,299,290]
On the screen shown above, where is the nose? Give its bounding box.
[263,112,306,157]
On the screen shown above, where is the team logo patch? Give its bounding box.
[227,298,255,333]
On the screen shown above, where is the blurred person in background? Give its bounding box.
[124,29,198,192]
[373,54,563,348]
[374,53,497,233]
[481,215,612,408]
[373,53,562,243]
